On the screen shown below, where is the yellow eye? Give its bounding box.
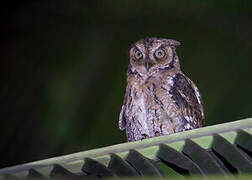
[135,50,143,59]
[155,49,166,59]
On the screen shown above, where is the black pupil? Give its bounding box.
[158,51,163,56]
[137,52,141,57]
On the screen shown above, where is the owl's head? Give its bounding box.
[128,37,181,75]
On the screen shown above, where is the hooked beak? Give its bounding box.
[145,61,151,72]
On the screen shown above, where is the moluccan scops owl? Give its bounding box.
[119,37,204,141]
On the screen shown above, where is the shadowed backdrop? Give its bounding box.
[1,0,252,168]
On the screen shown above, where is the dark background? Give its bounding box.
[1,0,252,168]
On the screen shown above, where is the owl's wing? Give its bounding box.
[119,104,126,130]
[169,73,204,127]
[119,85,131,130]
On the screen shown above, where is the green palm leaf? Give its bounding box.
[0,118,252,179]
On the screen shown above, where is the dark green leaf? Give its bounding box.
[125,149,164,178]
[208,150,232,174]
[82,158,115,178]
[235,130,252,156]
[149,159,166,177]
[27,169,48,180]
[157,143,204,176]
[108,153,139,177]
[211,134,252,173]
[182,139,226,175]
[50,164,85,180]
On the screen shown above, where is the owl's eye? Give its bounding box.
[155,49,166,59]
[134,50,143,59]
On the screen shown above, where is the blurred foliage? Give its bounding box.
[1,0,252,168]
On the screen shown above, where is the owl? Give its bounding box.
[119,37,204,142]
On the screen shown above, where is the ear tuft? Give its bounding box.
[168,39,181,48]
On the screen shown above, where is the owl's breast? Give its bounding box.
[128,82,155,136]
[143,75,184,133]
[124,73,187,140]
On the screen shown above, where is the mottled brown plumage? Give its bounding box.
[119,37,204,141]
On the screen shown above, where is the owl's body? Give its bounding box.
[119,37,204,141]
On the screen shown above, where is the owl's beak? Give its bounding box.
[145,62,151,72]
